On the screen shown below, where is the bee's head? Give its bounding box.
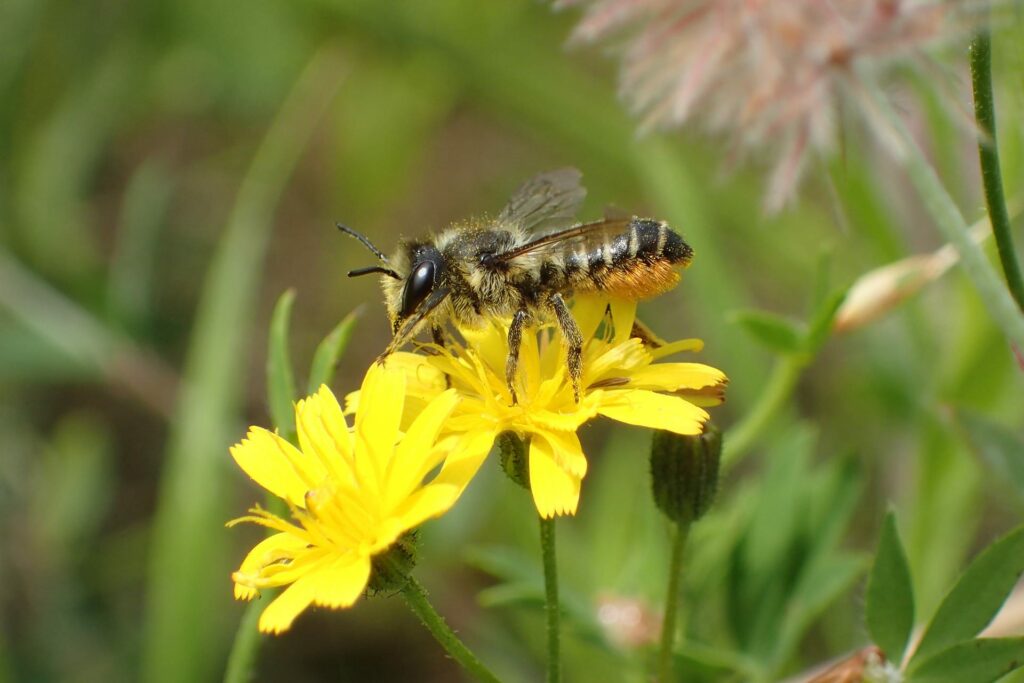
[339,224,450,355]
[383,242,450,351]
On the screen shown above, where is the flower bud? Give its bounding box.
[497,431,530,490]
[650,426,722,525]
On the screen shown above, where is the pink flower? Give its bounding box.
[561,0,987,211]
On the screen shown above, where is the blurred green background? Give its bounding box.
[2,2,1023,682]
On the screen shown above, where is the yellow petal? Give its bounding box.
[508,328,542,402]
[571,296,609,343]
[543,427,588,478]
[393,482,463,530]
[608,298,637,345]
[382,352,447,399]
[235,584,259,601]
[232,532,311,600]
[649,338,704,360]
[227,507,309,540]
[343,389,359,416]
[585,338,649,381]
[309,556,372,609]
[462,321,509,378]
[624,363,727,392]
[353,363,406,496]
[434,430,496,494]
[257,565,324,634]
[529,432,583,518]
[230,428,320,507]
[233,548,333,596]
[597,390,709,435]
[527,402,599,432]
[387,389,460,507]
[295,385,354,486]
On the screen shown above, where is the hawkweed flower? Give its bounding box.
[352,297,727,518]
[227,364,488,633]
[560,0,989,211]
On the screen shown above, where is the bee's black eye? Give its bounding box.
[400,260,435,317]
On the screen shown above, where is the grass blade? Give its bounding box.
[141,48,348,683]
[306,306,361,394]
[267,289,297,442]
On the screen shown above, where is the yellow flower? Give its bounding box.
[227,363,489,634]
[356,297,727,519]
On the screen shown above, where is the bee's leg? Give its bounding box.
[431,325,446,350]
[506,309,529,405]
[548,293,583,402]
[431,325,452,388]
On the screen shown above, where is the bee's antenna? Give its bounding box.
[348,265,401,279]
[336,223,389,262]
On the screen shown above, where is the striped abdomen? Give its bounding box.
[563,219,692,299]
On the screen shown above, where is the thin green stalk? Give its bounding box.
[540,516,561,683]
[970,31,1024,311]
[866,85,1024,352]
[722,355,805,471]
[400,576,502,683]
[658,521,692,683]
[222,601,263,683]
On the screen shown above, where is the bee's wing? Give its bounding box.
[491,217,633,262]
[497,167,587,231]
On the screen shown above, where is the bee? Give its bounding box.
[341,168,693,403]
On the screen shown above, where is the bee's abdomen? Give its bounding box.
[632,219,692,264]
[575,219,692,299]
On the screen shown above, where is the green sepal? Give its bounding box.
[497,431,530,490]
[369,531,420,595]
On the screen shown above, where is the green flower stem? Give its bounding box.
[223,600,264,683]
[540,516,562,683]
[658,521,692,683]
[400,575,503,683]
[866,84,1024,352]
[970,31,1024,311]
[722,355,805,471]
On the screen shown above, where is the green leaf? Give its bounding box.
[912,525,1024,664]
[804,288,847,352]
[958,410,1024,505]
[267,289,297,440]
[306,306,361,395]
[908,638,1024,683]
[866,512,915,662]
[729,309,804,354]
